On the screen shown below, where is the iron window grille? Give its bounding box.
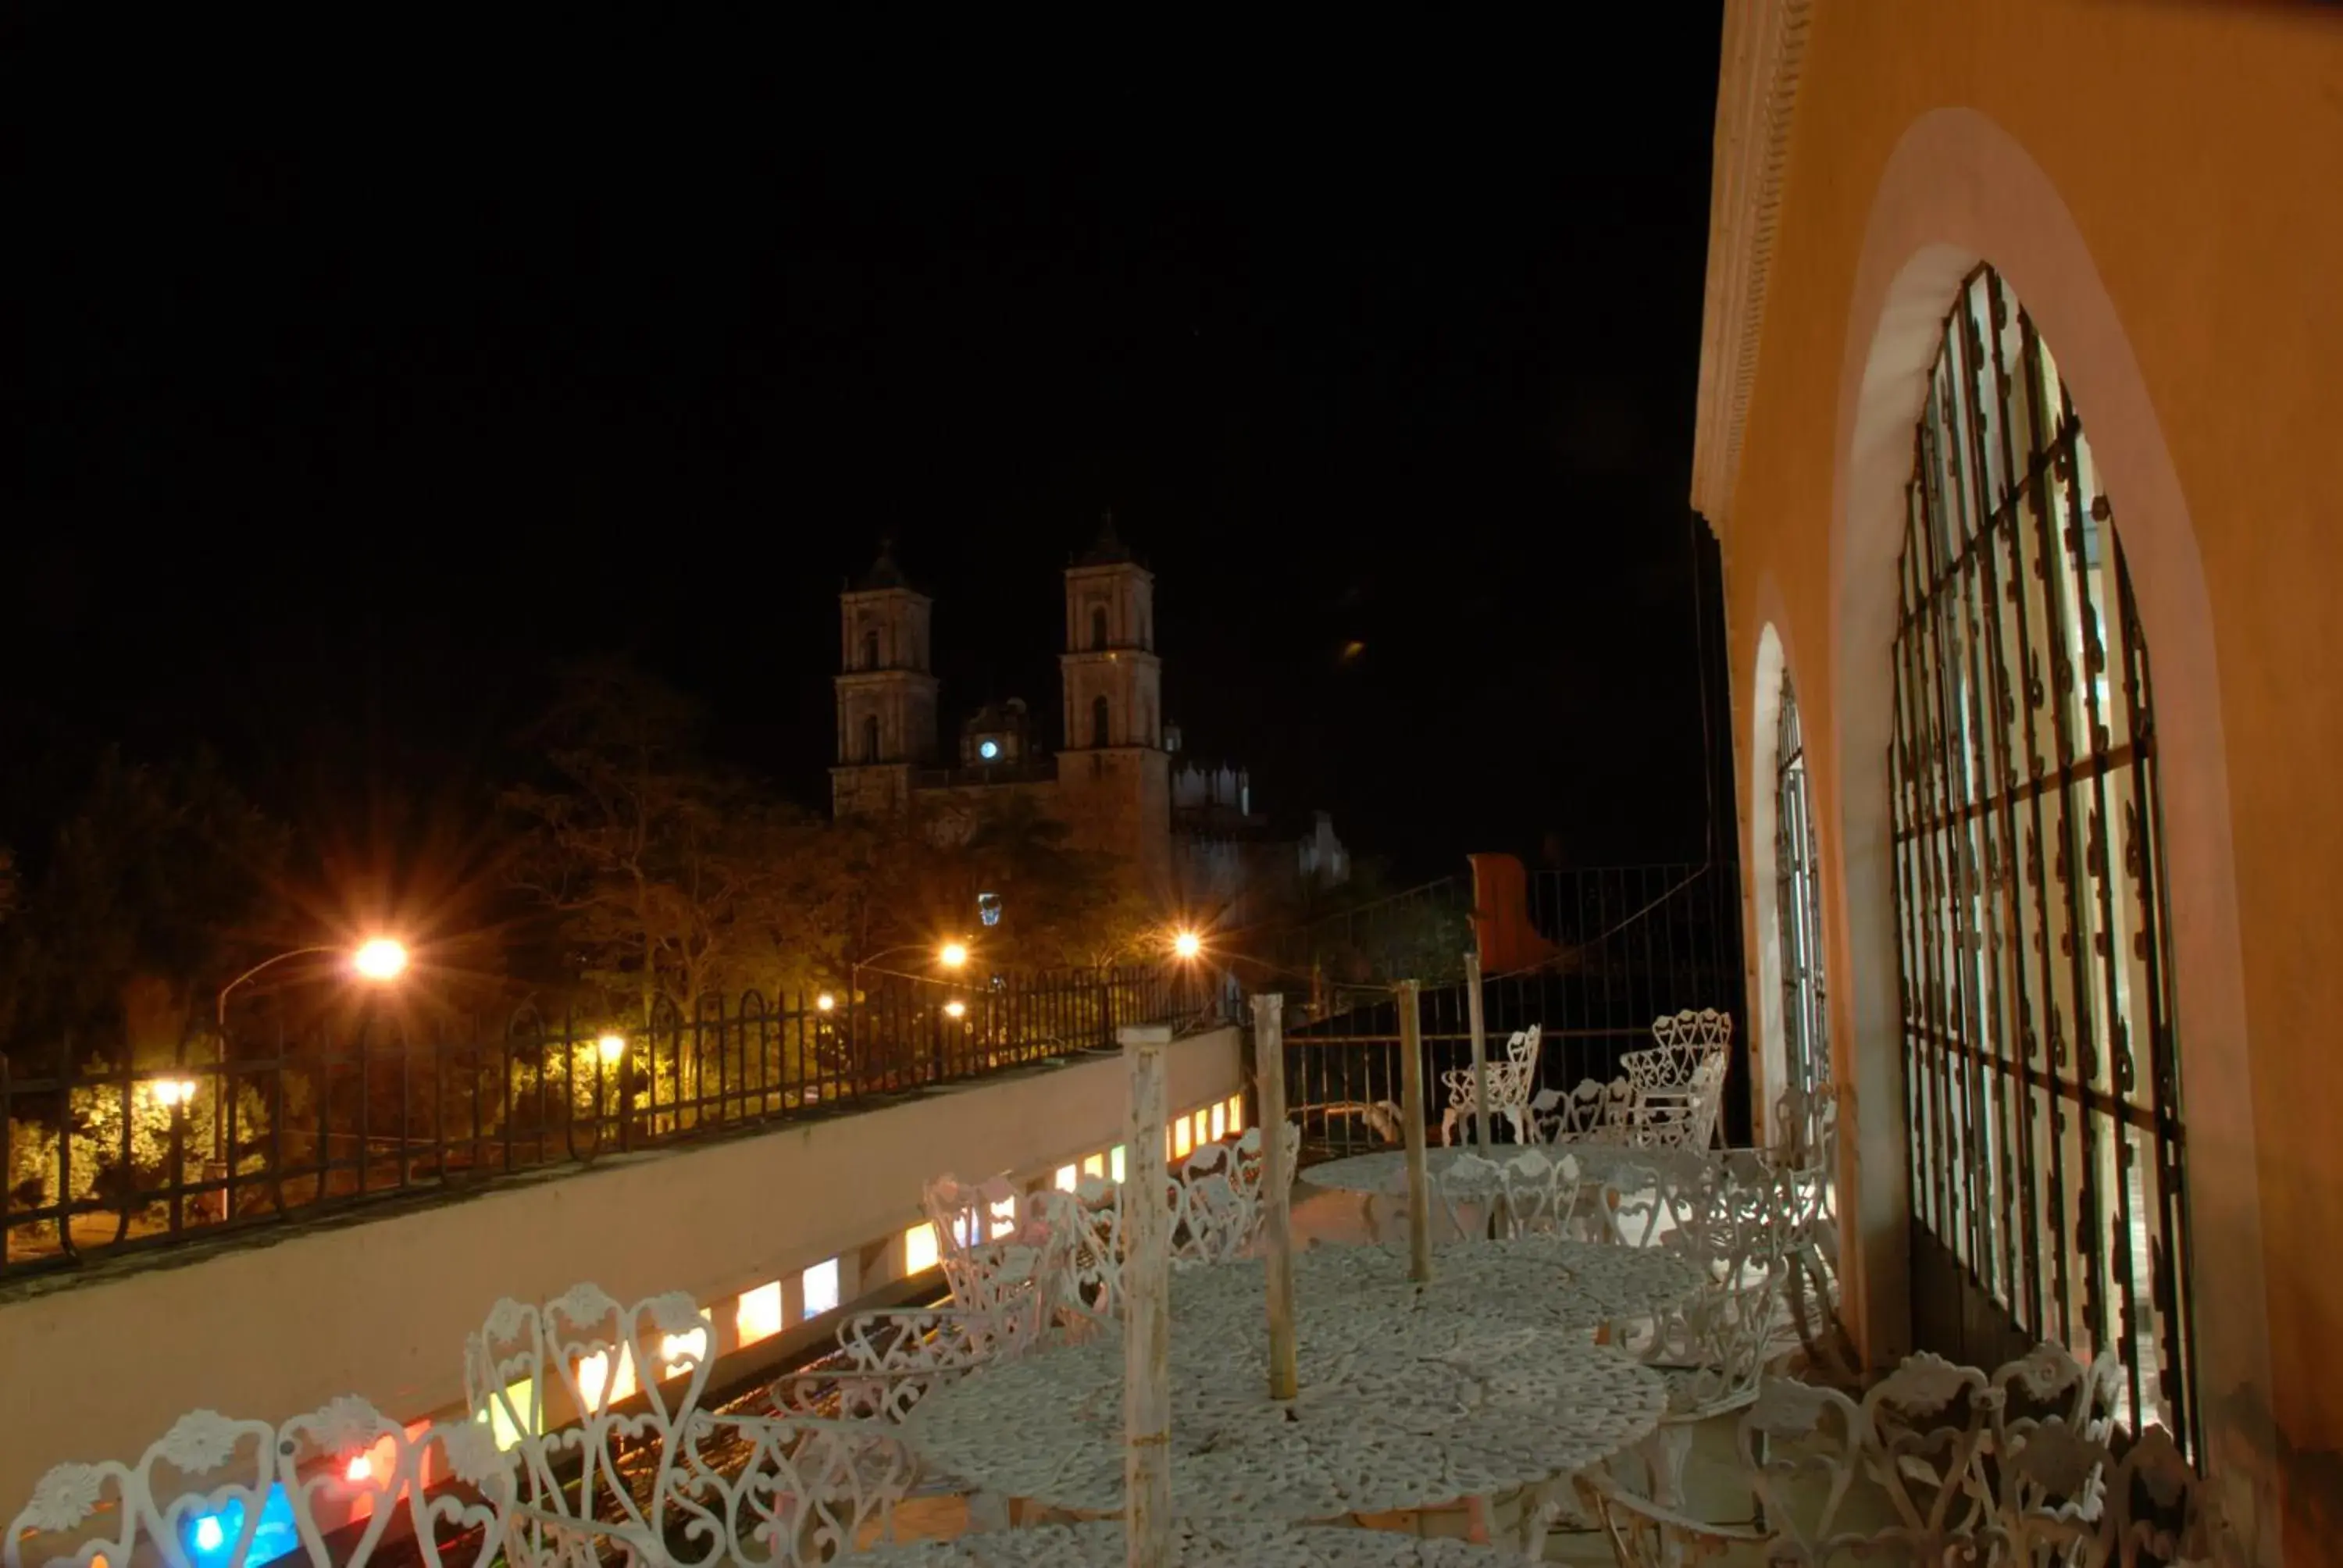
[1889,265,2196,1457]
[1774,676,1829,1095]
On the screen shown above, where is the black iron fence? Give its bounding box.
[0,965,1193,1281]
[1281,862,1746,1159]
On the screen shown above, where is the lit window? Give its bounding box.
[803,1257,841,1318]
[905,1223,940,1274]
[1173,1117,1193,1159]
[576,1346,637,1408]
[1226,1096,1244,1135]
[1054,1164,1079,1192]
[1110,1146,1126,1183]
[1082,1153,1105,1179]
[658,1327,708,1380]
[989,1196,1018,1238]
[736,1281,783,1348]
[1210,1103,1226,1141]
[480,1377,540,1453]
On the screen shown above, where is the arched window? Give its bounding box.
[1090,695,1111,748]
[862,629,880,669]
[1090,605,1109,651]
[1774,672,1827,1095]
[1890,265,2188,1447]
[862,715,882,763]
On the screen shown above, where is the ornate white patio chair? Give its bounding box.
[1050,1124,1301,1327]
[1616,1009,1733,1150]
[466,1281,919,1566]
[1437,1023,1544,1145]
[921,1173,1057,1295]
[1528,1075,1638,1145]
[5,1399,512,1568]
[1585,1345,2215,1568]
[465,1282,722,1566]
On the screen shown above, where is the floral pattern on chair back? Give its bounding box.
[6,1401,511,1568]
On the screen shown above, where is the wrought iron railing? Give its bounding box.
[0,965,1196,1281]
[1282,861,1746,1159]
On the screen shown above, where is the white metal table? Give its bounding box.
[854,1520,1515,1566]
[906,1302,1668,1521]
[1168,1236,1703,1340]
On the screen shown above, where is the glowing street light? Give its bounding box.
[351,938,409,981]
[151,1078,199,1109]
[815,992,836,1012]
[1173,930,1203,960]
[943,1000,968,1020]
[597,1033,627,1064]
[939,941,970,969]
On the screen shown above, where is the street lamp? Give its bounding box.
[843,941,971,1087]
[216,940,411,1028]
[597,1033,627,1064]
[1173,930,1203,960]
[212,939,411,1172]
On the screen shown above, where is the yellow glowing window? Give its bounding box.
[1195,1110,1211,1145]
[1173,1117,1193,1158]
[803,1257,841,1317]
[480,1377,540,1452]
[1210,1103,1227,1142]
[1110,1146,1126,1183]
[905,1223,940,1274]
[1054,1164,1079,1192]
[1082,1153,1105,1179]
[736,1281,783,1348]
[989,1196,1018,1238]
[658,1326,708,1381]
[576,1345,637,1408]
[1227,1096,1244,1135]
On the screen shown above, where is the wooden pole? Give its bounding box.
[1396,979,1432,1281]
[1121,1023,1173,1568]
[1252,992,1298,1401]
[1463,950,1492,1149]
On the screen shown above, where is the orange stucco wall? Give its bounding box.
[1713,2,2343,1553]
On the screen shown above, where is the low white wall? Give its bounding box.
[0,1025,1244,1506]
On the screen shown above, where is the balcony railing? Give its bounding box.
[0,966,1196,1281]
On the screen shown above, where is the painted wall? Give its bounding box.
[0,1025,1244,1508]
[1708,2,2343,1554]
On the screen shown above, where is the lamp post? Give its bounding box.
[212,939,410,1172]
[845,940,968,1089]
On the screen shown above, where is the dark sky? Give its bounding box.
[2,19,1726,887]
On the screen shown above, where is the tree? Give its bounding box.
[0,748,290,1073]
[504,659,826,1017]
[898,793,1158,972]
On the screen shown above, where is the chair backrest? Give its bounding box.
[1529,1076,1636,1144]
[1504,1023,1543,1071]
[5,1401,511,1568]
[1628,1009,1733,1092]
[465,1283,715,1566]
[1489,1147,1583,1238]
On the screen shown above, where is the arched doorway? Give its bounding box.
[1888,263,2191,1448]
[1774,672,1828,1096]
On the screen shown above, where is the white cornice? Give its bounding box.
[1691,0,1812,536]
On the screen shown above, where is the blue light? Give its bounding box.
[978,893,1002,928]
[979,739,1000,761]
[184,1485,298,1567]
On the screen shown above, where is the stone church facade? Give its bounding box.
[829,521,1346,919]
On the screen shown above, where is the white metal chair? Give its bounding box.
[1617,1008,1733,1150]
[1049,1124,1300,1328]
[5,1399,511,1568]
[465,1281,918,1566]
[1529,1074,1638,1145]
[1439,1023,1544,1145]
[1585,1345,2213,1568]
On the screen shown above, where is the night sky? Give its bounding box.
[2,19,1727,888]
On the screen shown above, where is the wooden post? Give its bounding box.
[1463,950,1492,1150]
[1121,1023,1173,1568]
[1252,992,1298,1401]
[1396,979,1432,1281]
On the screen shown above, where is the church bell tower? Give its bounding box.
[1056,514,1172,889]
[831,540,940,818]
